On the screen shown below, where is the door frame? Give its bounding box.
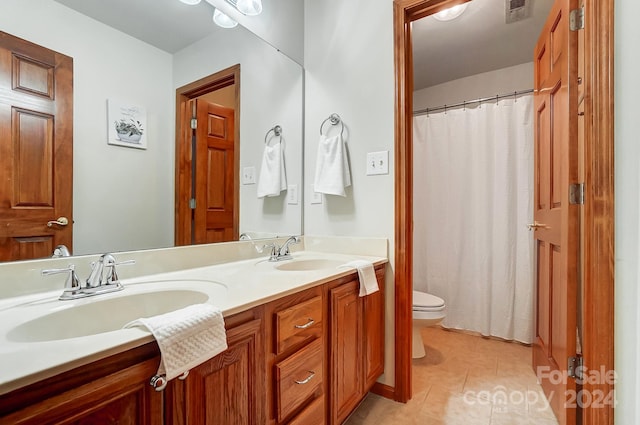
[392,2,615,424]
[175,64,240,246]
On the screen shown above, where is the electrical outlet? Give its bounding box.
[366,151,389,175]
[310,185,322,204]
[242,166,256,184]
[287,184,298,205]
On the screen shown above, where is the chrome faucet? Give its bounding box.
[42,253,135,300]
[51,244,71,258]
[266,236,301,262]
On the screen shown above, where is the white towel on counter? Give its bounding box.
[257,142,287,198]
[123,303,227,381]
[338,260,379,297]
[313,134,351,197]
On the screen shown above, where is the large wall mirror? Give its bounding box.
[0,0,304,261]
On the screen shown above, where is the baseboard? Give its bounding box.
[370,382,396,401]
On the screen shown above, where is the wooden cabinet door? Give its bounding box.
[0,31,73,261]
[0,357,162,425]
[172,318,265,425]
[329,279,362,425]
[362,270,384,391]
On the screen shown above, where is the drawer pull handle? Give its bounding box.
[294,318,315,329]
[294,371,316,385]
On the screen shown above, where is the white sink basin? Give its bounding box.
[5,279,227,343]
[274,258,344,272]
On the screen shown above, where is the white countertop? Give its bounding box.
[0,251,386,395]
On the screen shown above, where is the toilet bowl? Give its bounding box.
[412,290,446,359]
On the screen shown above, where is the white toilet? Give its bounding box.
[412,290,446,359]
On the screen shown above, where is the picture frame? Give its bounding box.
[107,99,147,149]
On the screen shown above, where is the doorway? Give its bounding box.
[393,1,614,424]
[175,64,240,246]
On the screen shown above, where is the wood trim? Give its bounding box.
[174,64,241,245]
[581,1,615,424]
[370,382,395,400]
[393,1,614,420]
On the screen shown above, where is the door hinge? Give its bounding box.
[570,6,585,31]
[569,183,584,205]
[189,198,196,209]
[568,356,584,380]
[190,118,197,130]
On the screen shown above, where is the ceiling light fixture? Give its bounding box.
[213,8,238,28]
[236,0,262,16]
[432,3,468,21]
[179,0,202,5]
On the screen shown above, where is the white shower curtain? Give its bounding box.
[413,95,534,343]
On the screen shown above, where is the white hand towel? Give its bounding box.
[123,303,227,381]
[313,134,351,197]
[338,260,379,297]
[257,142,287,198]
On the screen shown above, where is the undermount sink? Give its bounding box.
[274,258,344,272]
[6,279,227,343]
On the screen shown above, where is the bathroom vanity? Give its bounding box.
[0,240,386,425]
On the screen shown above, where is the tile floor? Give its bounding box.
[345,327,559,425]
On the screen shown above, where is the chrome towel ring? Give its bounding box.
[320,113,344,136]
[264,125,283,145]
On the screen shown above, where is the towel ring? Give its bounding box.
[264,125,283,145]
[319,113,344,136]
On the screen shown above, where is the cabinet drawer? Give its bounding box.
[286,395,325,425]
[276,338,323,422]
[276,295,322,354]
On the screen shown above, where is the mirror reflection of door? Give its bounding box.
[175,65,240,246]
[0,32,73,262]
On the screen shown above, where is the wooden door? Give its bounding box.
[532,0,579,424]
[0,32,73,261]
[362,269,385,391]
[193,99,237,244]
[329,279,362,424]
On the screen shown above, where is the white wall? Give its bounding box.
[413,62,534,111]
[304,0,396,386]
[173,26,303,238]
[0,0,175,256]
[615,0,640,422]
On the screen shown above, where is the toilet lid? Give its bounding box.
[413,291,445,309]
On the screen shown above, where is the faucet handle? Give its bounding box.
[42,265,81,299]
[102,255,135,285]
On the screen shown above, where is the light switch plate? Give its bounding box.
[310,185,322,204]
[287,184,298,205]
[242,166,256,184]
[366,151,389,175]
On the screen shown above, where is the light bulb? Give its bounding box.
[213,8,238,28]
[236,0,262,16]
[432,3,468,21]
[179,0,202,5]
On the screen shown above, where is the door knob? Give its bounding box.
[527,221,547,231]
[47,217,69,227]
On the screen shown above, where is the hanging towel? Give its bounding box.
[257,142,287,198]
[123,303,227,381]
[338,260,379,297]
[313,134,351,197]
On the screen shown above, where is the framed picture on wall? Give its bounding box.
[107,99,147,149]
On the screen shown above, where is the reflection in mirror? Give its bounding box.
[0,0,303,262]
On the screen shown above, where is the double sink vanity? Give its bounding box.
[0,236,388,424]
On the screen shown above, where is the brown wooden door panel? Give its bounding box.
[0,31,73,261]
[181,318,264,425]
[532,1,579,424]
[330,280,362,424]
[194,100,237,244]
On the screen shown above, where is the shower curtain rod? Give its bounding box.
[413,89,534,116]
